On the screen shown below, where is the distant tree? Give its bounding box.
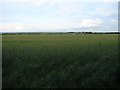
[69,32,75,33]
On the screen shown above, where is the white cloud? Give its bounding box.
[93,3,118,17]
[57,4,83,15]
[0,1,117,32]
[79,18,103,27]
[0,20,80,32]
[0,22,27,32]
[0,0,42,3]
[0,0,119,3]
[29,19,80,29]
[1,18,117,32]
[111,19,117,22]
[54,2,117,16]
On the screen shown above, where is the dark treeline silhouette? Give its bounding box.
[66,32,120,34]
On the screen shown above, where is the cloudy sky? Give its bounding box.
[0,0,118,32]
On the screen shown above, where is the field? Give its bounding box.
[2,33,119,88]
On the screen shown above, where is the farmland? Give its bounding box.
[2,33,119,88]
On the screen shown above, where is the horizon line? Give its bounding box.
[1,31,119,34]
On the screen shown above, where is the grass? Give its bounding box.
[2,33,119,88]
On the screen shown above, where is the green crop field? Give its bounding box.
[2,33,119,88]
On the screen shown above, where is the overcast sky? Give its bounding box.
[0,0,119,32]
